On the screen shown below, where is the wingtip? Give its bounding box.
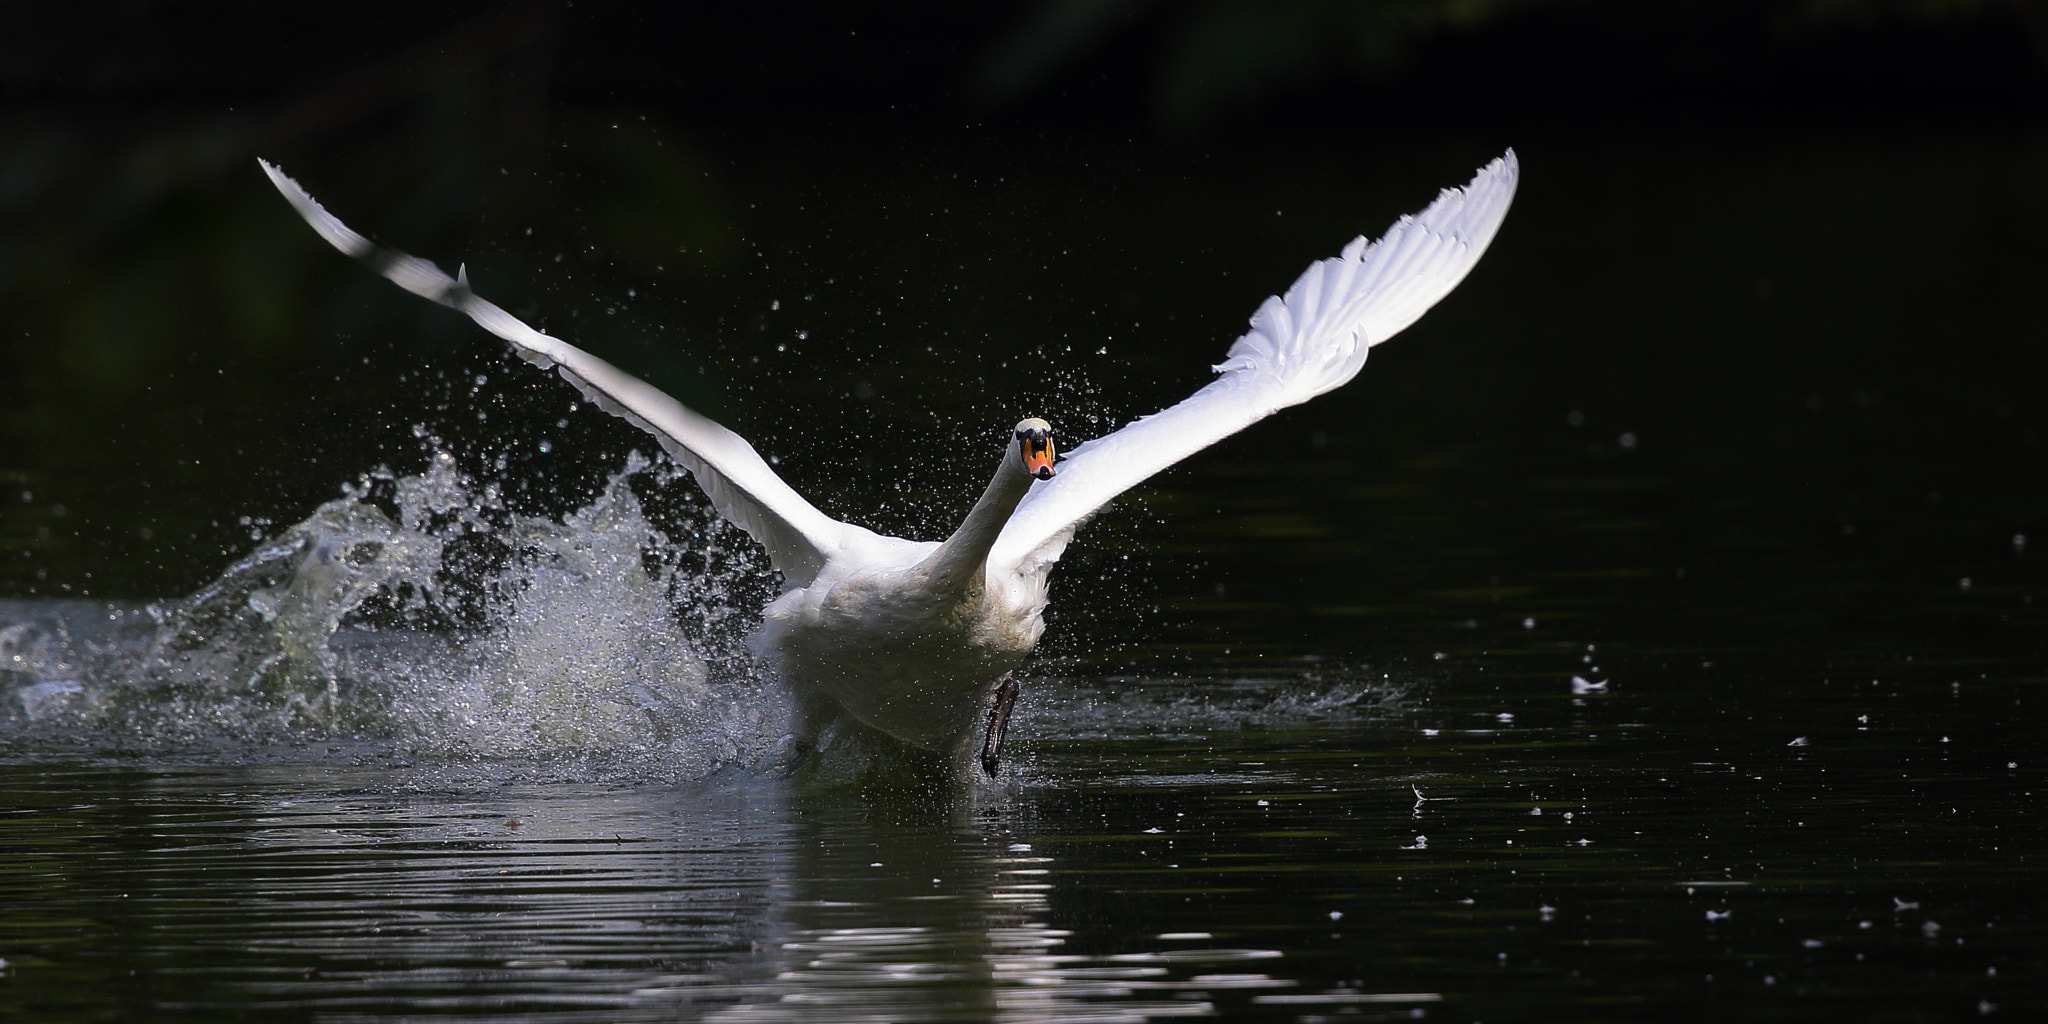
[256,157,297,195]
[257,159,287,197]
[1480,148,1519,190]
[1448,148,1520,220]
[258,157,375,259]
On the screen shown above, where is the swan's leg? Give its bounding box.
[980,675,1021,777]
[787,693,838,766]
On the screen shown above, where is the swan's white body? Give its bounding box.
[261,152,1519,760]
[748,434,1053,749]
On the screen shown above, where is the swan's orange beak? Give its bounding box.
[1019,432,1056,480]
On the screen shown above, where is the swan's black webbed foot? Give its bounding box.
[980,676,1021,777]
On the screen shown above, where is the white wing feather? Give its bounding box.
[989,150,1518,581]
[259,159,849,589]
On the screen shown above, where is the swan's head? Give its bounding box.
[1014,418,1056,480]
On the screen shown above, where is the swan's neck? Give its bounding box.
[921,448,1032,597]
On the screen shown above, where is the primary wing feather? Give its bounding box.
[989,150,1518,579]
[259,160,847,588]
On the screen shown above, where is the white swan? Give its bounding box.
[259,151,1518,773]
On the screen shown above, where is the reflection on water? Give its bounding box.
[708,805,1245,1024]
[6,643,2038,1022]
[5,751,1468,1023]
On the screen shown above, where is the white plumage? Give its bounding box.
[260,150,1518,770]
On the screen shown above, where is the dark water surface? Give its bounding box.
[4,111,2046,1022]
[2,650,2042,1022]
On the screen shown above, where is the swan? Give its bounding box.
[258,151,1518,774]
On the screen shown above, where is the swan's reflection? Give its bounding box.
[3,756,1310,1020]
[703,793,1228,1023]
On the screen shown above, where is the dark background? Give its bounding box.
[1,0,2042,669]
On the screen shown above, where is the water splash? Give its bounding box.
[0,450,790,782]
[2,450,1416,787]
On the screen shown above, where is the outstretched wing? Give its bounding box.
[260,160,848,589]
[988,150,1519,579]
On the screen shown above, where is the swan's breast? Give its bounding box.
[750,547,1051,748]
